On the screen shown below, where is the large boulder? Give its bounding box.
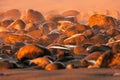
[88,14,117,29]
[16,44,52,61]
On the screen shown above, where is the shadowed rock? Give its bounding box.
[22,9,45,24]
[3,9,21,20]
[0,19,14,27]
[61,10,79,17]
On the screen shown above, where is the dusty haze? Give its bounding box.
[0,0,119,13]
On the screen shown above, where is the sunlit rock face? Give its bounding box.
[0,27,9,32]
[88,14,117,29]
[2,9,21,20]
[16,44,52,61]
[21,9,45,24]
[45,62,65,71]
[29,57,52,68]
[76,10,120,24]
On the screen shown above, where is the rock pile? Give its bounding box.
[0,9,120,71]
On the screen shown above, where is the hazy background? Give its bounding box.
[0,0,119,13]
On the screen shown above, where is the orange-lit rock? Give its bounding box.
[4,34,36,44]
[16,44,52,61]
[88,14,117,29]
[45,62,65,71]
[30,57,52,68]
[7,19,25,31]
[64,34,86,45]
[63,24,90,36]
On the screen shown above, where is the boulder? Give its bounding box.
[3,9,21,20]
[88,14,117,29]
[22,9,45,24]
[7,19,25,31]
[61,10,79,16]
[3,33,36,44]
[16,44,52,61]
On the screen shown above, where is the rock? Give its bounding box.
[24,23,37,32]
[66,64,75,69]
[45,62,65,71]
[45,14,65,23]
[0,27,9,32]
[61,10,79,17]
[7,19,25,31]
[63,24,90,36]
[42,21,57,34]
[88,14,117,29]
[109,53,120,68]
[88,50,113,68]
[0,19,14,27]
[22,9,45,24]
[16,44,52,61]
[27,29,43,39]
[3,33,36,44]
[63,34,86,45]
[57,20,75,32]
[84,51,102,60]
[39,30,60,46]
[29,57,52,68]
[3,9,21,20]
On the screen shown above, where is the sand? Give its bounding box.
[0,68,120,80]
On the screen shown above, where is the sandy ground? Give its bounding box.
[0,68,120,80]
